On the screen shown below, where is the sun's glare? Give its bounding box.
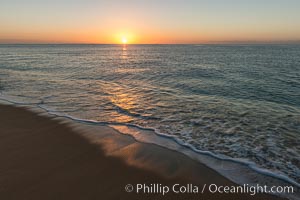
[122,37,127,44]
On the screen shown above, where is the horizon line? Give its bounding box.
[1,41,300,45]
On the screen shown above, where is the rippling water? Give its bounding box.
[0,44,299,183]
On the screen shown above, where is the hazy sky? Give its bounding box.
[1,0,300,44]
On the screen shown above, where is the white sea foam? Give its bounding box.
[0,96,299,199]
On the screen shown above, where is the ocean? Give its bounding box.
[0,44,299,186]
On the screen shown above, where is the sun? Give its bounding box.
[122,37,127,44]
[114,32,135,44]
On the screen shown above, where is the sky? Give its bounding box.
[1,0,300,44]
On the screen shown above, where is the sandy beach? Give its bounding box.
[1,0,300,199]
[0,104,284,200]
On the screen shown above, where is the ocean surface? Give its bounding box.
[0,44,299,185]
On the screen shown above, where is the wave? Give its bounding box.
[108,101,160,120]
[0,96,299,199]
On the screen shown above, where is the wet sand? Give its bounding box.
[0,104,284,200]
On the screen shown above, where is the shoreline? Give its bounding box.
[1,97,299,191]
[0,103,289,199]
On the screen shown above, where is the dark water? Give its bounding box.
[0,44,299,183]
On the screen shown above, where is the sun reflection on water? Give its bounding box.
[108,85,139,123]
[121,45,127,59]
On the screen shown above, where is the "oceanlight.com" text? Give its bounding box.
[124,183,294,196]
